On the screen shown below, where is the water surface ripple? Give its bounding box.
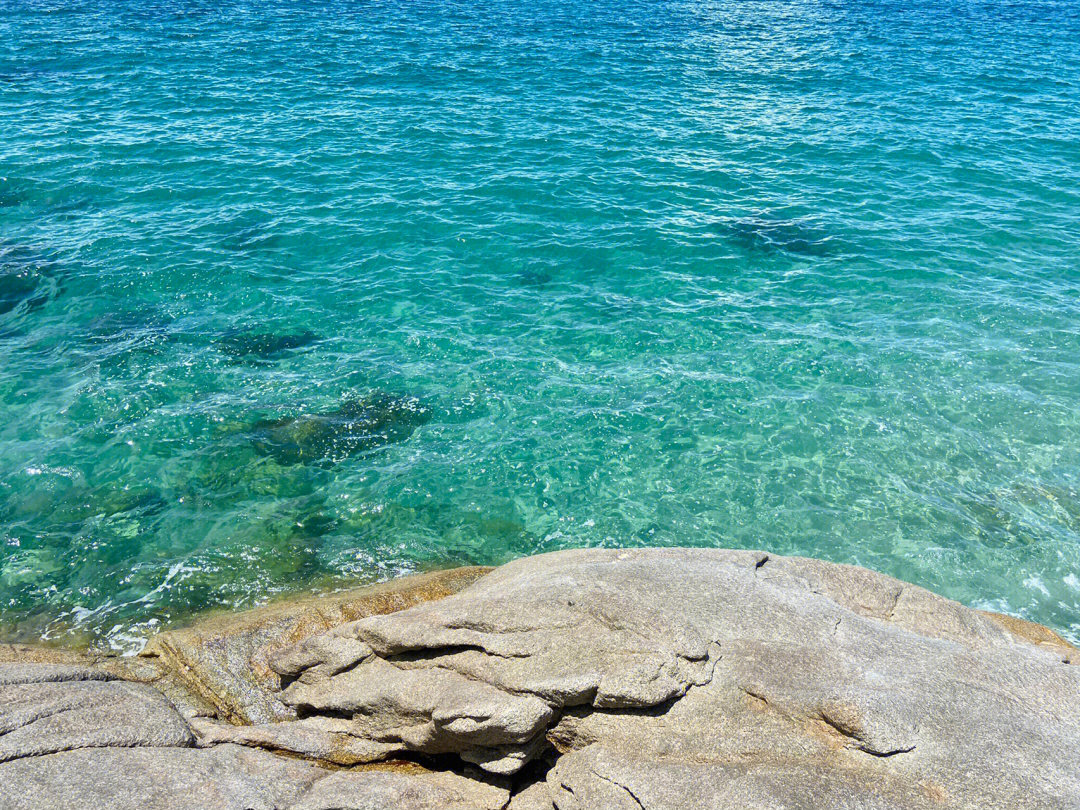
[2,0,1080,649]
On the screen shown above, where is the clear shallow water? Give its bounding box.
[2,0,1080,650]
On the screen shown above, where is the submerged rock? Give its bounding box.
[1,476,165,528]
[331,499,539,571]
[180,442,323,507]
[0,269,52,316]
[250,393,432,465]
[214,208,282,253]
[0,272,46,316]
[84,308,178,353]
[0,548,62,591]
[0,242,62,316]
[0,178,33,207]
[728,216,836,258]
[218,329,320,360]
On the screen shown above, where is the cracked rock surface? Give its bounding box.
[142,566,490,724]
[1,548,1078,809]
[0,568,506,810]
[245,548,1080,808]
[0,663,194,762]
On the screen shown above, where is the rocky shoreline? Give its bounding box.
[1,547,1077,809]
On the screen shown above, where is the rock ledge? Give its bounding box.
[1,549,1077,810]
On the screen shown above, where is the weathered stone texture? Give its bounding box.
[249,548,1080,808]
[0,663,193,762]
[2,549,1078,809]
[0,744,319,810]
[290,768,509,810]
[142,565,490,724]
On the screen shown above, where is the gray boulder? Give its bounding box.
[506,780,557,810]
[0,743,509,810]
[245,548,1080,809]
[2,549,1077,809]
[188,713,401,765]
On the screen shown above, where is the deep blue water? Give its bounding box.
[2,0,1080,650]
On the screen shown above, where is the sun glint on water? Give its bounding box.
[2,0,1079,650]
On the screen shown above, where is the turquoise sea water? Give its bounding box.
[2,0,1079,650]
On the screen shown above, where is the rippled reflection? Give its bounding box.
[1,0,1079,650]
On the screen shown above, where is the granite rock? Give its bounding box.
[142,566,490,724]
[0,662,193,762]
[0,744,510,810]
[0,744,319,810]
[2,548,1078,810]
[289,768,509,810]
[506,779,557,810]
[248,548,1080,808]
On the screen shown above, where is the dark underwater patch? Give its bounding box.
[180,440,324,508]
[0,178,34,209]
[218,329,320,361]
[727,216,837,259]
[0,63,68,87]
[0,272,46,315]
[331,498,538,571]
[131,494,334,621]
[2,478,167,528]
[86,307,171,340]
[517,266,556,288]
[214,208,282,253]
[250,393,433,465]
[0,177,96,218]
[90,483,169,521]
[0,243,61,315]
